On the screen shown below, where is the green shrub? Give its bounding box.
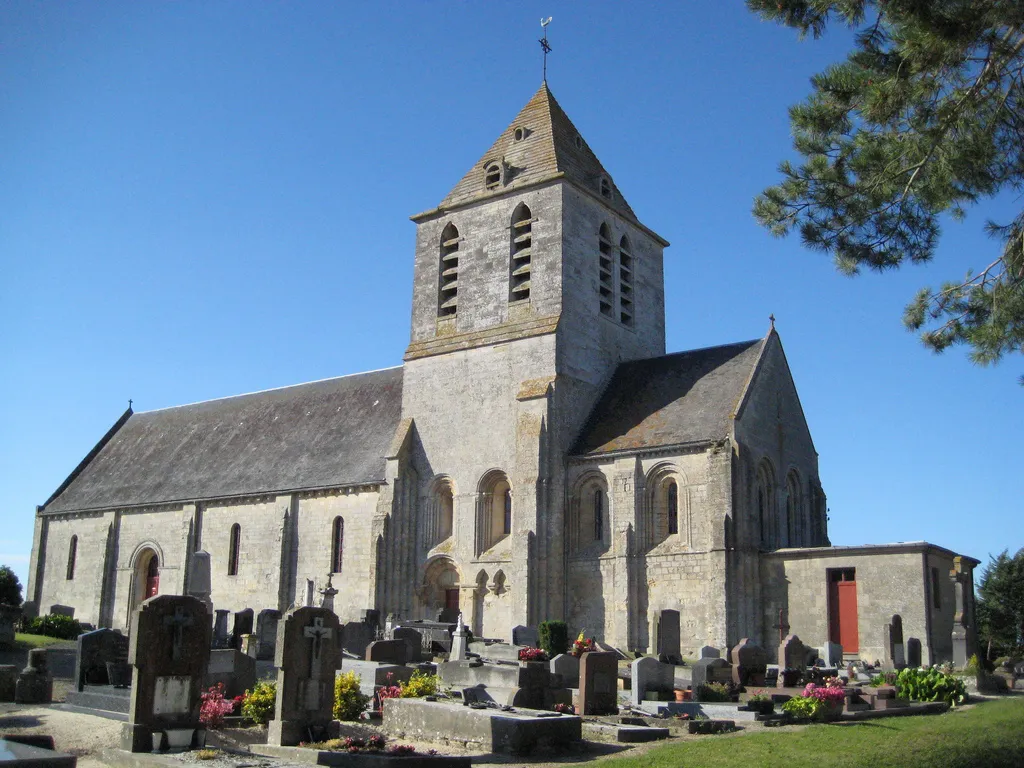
[695,682,733,702]
[399,671,440,698]
[870,671,898,687]
[241,681,276,724]
[963,654,980,675]
[782,695,823,720]
[23,614,83,640]
[538,621,569,657]
[0,565,22,608]
[895,666,967,706]
[334,671,370,721]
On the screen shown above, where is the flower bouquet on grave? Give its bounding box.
[571,631,595,658]
[518,647,548,662]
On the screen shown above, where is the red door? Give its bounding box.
[445,588,459,615]
[828,571,859,653]
[145,557,160,598]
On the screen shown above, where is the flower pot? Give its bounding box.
[674,689,685,702]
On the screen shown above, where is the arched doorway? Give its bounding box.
[130,548,160,618]
[418,557,461,623]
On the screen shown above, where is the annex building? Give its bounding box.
[25,84,978,666]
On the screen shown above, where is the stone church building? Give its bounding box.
[25,85,977,666]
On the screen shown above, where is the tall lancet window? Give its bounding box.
[667,481,678,535]
[598,223,614,317]
[438,223,460,317]
[509,203,532,301]
[593,488,604,541]
[503,487,512,535]
[66,535,78,580]
[619,235,634,326]
[331,516,345,573]
[228,523,241,576]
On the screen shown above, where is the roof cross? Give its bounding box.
[539,17,553,84]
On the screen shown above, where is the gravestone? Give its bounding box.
[15,649,52,704]
[890,615,906,669]
[906,637,922,669]
[512,625,540,649]
[212,610,231,649]
[823,642,844,668]
[630,657,674,707]
[730,638,767,687]
[342,621,375,659]
[450,614,470,662]
[49,604,74,618]
[578,651,618,715]
[120,595,211,753]
[393,627,423,663]
[360,609,381,628]
[0,665,16,701]
[949,558,973,667]
[699,645,720,659]
[550,654,580,688]
[232,609,254,650]
[256,609,281,661]
[778,634,807,670]
[267,607,342,746]
[186,551,212,613]
[366,640,408,664]
[0,606,19,648]
[206,649,257,698]
[74,628,128,690]
[656,610,681,664]
[691,657,730,689]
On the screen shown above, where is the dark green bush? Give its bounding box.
[538,621,569,657]
[23,613,83,640]
[0,565,22,607]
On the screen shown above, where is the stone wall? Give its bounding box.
[35,510,111,626]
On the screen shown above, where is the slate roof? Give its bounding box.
[438,83,638,221]
[43,366,404,514]
[572,339,766,456]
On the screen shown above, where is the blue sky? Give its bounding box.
[1,2,1020,593]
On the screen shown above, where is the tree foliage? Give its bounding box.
[976,548,1024,656]
[0,565,23,607]
[748,0,1024,374]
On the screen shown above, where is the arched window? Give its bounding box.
[438,223,460,317]
[667,481,678,535]
[331,517,344,573]
[598,223,614,317]
[509,203,532,302]
[66,535,78,580]
[619,235,633,326]
[569,473,609,553]
[502,487,512,536]
[593,488,604,541]
[756,462,776,549]
[439,485,454,541]
[228,523,241,576]
[786,471,802,547]
[477,471,512,553]
[485,162,501,190]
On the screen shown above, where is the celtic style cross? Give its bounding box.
[163,606,194,662]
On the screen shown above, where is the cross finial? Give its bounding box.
[769,313,776,331]
[128,398,133,410]
[539,17,553,84]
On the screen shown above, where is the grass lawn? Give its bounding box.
[600,698,1024,768]
[13,632,71,649]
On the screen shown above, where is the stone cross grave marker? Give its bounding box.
[579,651,618,715]
[120,595,210,753]
[268,606,341,746]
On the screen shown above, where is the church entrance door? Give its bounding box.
[827,568,858,653]
[445,588,459,616]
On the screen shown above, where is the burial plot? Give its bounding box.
[120,595,211,753]
[691,657,730,689]
[631,657,674,707]
[730,638,767,687]
[579,651,618,715]
[777,634,806,687]
[74,628,128,689]
[268,607,342,746]
[256,609,281,661]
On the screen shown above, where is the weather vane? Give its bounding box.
[539,17,553,83]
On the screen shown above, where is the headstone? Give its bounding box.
[730,638,768,687]
[232,609,254,650]
[74,628,128,690]
[949,558,974,668]
[342,621,375,658]
[393,627,423,663]
[267,607,342,746]
[49,604,74,618]
[0,606,19,648]
[212,610,231,649]
[699,645,720,659]
[240,634,257,658]
[578,651,618,715]
[823,641,844,668]
[512,625,540,649]
[205,648,257,698]
[691,657,730,689]
[15,649,52,704]
[656,610,681,664]
[890,615,906,669]
[305,580,315,607]
[778,634,807,670]
[906,637,922,669]
[366,640,408,664]
[450,614,469,662]
[0,665,17,701]
[256,609,281,661]
[359,609,381,628]
[120,595,211,753]
[630,657,674,707]
[186,551,212,613]
[550,654,580,688]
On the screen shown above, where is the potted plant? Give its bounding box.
[744,690,774,715]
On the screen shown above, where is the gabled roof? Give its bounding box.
[42,367,404,514]
[435,83,637,220]
[572,339,765,456]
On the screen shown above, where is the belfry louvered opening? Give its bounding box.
[598,223,614,317]
[510,203,533,301]
[438,222,460,317]
[619,235,634,326]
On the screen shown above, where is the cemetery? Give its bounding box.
[1,580,1022,768]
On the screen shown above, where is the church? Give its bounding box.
[25,84,978,666]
